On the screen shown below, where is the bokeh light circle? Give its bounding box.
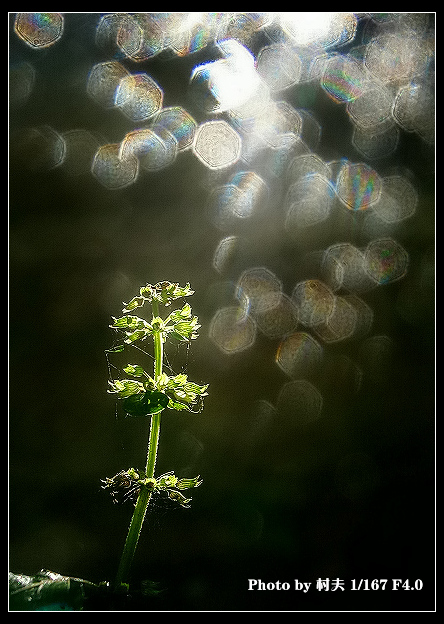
[193,120,242,170]
[313,296,358,344]
[87,61,130,109]
[10,61,35,106]
[115,73,163,122]
[364,32,427,85]
[119,128,177,172]
[11,125,66,171]
[92,143,139,189]
[256,293,299,340]
[276,332,322,379]
[364,238,409,285]
[256,44,302,92]
[351,123,400,160]
[116,13,165,61]
[15,13,64,49]
[373,175,418,224]
[336,161,382,211]
[292,280,336,328]
[285,174,335,232]
[209,306,257,355]
[321,55,367,104]
[322,243,375,293]
[152,107,197,151]
[236,267,282,316]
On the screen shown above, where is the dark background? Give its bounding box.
[9,13,435,611]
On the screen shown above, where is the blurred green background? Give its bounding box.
[9,13,435,611]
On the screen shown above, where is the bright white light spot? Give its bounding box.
[191,55,262,113]
[180,12,206,32]
[279,12,335,45]
[191,40,263,113]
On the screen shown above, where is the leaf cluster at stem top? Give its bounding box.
[110,301,200,345]
[123,281,194,312]
[108,282,208,414]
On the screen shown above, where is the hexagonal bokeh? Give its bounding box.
[152,106,197,151]
[256,293,298,340]
[287,153,331,186]
[228,171,268,218]
[209,306,256,354]
[120,127,177,173]
[209,184,247,231]
[62,129,101,177]
[313,296,358,344]
[209,170,269,228]
[393,81,435,141]
[236,267,282,315]
[217,13,269,52]
[119,128,160,159]
[92,143,139,190]
[347,83,394,130]
[95,13,130,51]
[193,120,241,170]
[351,123,399,161]
[11,125,65,171]
[364,238,409,285]
[276,331,322,379]
[116,13,165,61]
[212,235,238,274]
[321,55,367,103]
[292,279,336,328]
[336,161,382,211]
[257,44,302,92]
[364,32,424,84]
[115,73,163,122]
[14,13,64,49]
[87,61,130,109]
[373,175,418,224]
[322,242,376,293]
[285,174,334,232]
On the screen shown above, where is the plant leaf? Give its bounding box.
[123,391,169,417]
[122,296,146,313]
[108,379,145,397]
[110,315,149,331]
[122,364,149,378]
[139,282,194,306]
[9,570,100,612]
[104,344,125,353]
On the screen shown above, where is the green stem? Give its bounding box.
[145,413,161,478]
[152,300,163,381]
[114,300,165,591]
[114,485,152,590]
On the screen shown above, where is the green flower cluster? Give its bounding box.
[102,468,202,508]
[107,282,208,415]
[108,371,208,414]
[123,281,195,311]
[111,301,200,345]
